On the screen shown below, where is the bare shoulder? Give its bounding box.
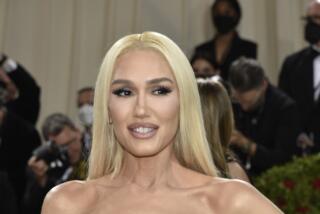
[206,178,284,214]
[41,180,98,214]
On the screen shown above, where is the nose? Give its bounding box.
[134,92,149,118]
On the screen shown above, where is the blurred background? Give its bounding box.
[0,0,309,127]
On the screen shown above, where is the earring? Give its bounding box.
[108,117,113,124]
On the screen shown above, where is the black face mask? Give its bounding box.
[304,20,320,45]
[213,15,237,34]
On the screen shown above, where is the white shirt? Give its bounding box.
[313,46,320,101]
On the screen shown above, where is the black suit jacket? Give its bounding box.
[194,33,257,80]
[279,47,320,151]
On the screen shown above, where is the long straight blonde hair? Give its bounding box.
[87,32,217,179]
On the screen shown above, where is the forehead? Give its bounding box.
[113,49,175,80]
[49,126,77,145]
[214,1,235,13]
[308,2,320,15]
[78,90,93,99]
[193,58,213,67]
[78,90,94,106]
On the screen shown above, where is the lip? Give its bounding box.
[128,123,159,139]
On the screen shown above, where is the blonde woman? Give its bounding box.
[42,32,282,214]
[197,77,249,182]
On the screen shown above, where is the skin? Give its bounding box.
[213,1,237,18]
[231,80,267,113]
[228,162,250,183]
[307,1,320,25]
[192,58,218,77]
[0,107,6,126]
[28,126,82,186]
[77,90,94,108]
[41,50,283,214]
[77,89,94,130]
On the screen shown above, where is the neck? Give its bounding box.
[116,146,183,190]
[216,31,235,42]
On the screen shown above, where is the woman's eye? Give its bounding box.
[112,88,132,97]
[152,86,172,95]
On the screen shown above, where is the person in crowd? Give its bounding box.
[193,0,257,80]
[191,52,219,78]
[197,76,250,182]
[0,170,18,214]
[279,0,320,154]
[229,57,300,177]
[41,32,282,213]
[77,87,94,127]
[0,101,41,212]
[0,54,41,125]
[23,113,87,214]
[77,87,94,152]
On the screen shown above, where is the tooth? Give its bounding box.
[134,127,153,133]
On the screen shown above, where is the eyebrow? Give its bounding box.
[111,77,174,85]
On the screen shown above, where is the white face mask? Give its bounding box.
[78,104,93,127]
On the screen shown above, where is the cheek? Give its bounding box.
[69,142,81,154]
[108,97,132,125]
[153,96,180,128]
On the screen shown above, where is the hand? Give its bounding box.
[230,130,249,147]
[230,130,256,156]
[297,133,314,149]
[28,156,49,186]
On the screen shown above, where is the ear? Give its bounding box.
[261,79,268,91]
[107,107,113,124]
[108,116,113,124]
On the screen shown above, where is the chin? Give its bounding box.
[124,142,168,158]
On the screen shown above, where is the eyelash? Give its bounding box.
[112,86,172,97]
[112,88,132,97]
[152,86,172,95]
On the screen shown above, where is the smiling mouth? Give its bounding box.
[133,127,154,134]
[128,124,158,139]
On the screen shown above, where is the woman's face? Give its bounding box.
[192,58,218,78]
[108,49,180,157]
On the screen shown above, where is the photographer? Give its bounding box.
[0,53,40,125]
[23,113,87,214]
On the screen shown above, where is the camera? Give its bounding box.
[32,141,70,182]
